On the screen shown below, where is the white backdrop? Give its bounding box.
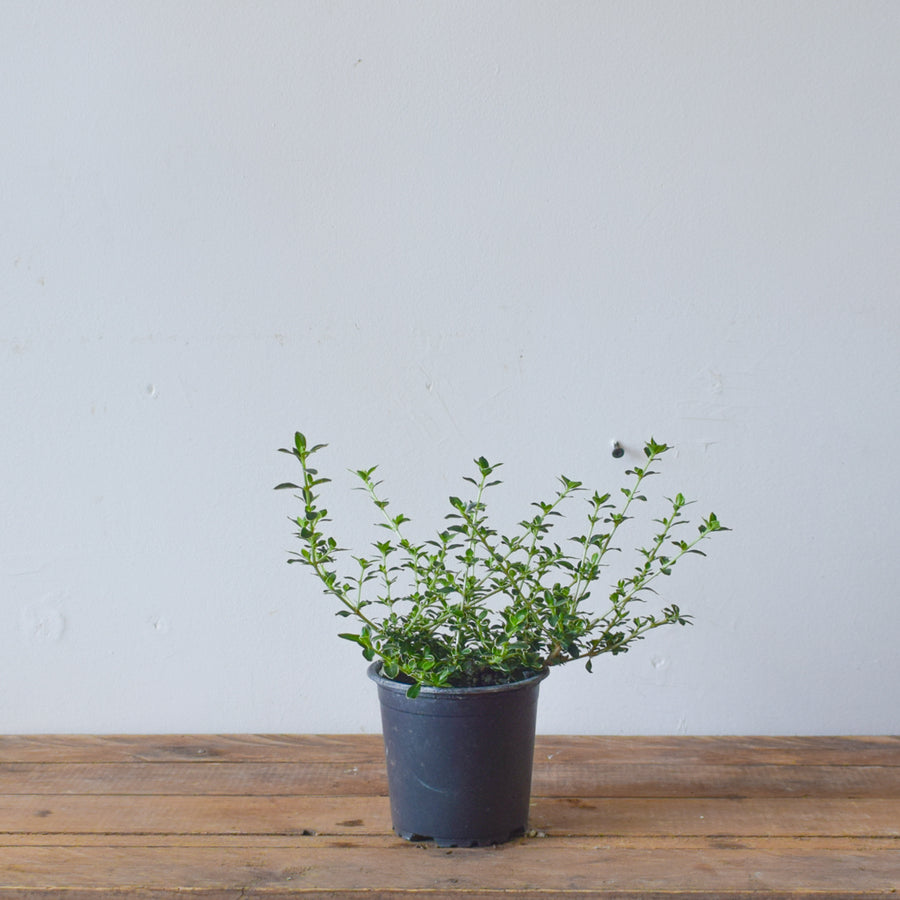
[3,1,899,734]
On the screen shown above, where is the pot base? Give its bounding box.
[396,825,525,848]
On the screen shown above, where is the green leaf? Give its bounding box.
[383,659,400,679]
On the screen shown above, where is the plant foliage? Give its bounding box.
[276,432,728,695]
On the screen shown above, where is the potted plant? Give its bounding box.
[276,432,727,846]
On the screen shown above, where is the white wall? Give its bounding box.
[3,1,899,735]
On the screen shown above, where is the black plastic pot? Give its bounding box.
[367,662,548,846]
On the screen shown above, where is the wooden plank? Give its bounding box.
[0,761,388,797]
[536,762,900,799]
[3,734,898,766]
[0,735,386,765]
[0,889,891,900]
[4,760,899,799]
[535,734,900,767]
[0,841,898,895]
[528,796,900,838]
[2,795,898,838]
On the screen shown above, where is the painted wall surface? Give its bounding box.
[2,1,899,734]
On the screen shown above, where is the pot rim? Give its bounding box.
[366,661,549,697]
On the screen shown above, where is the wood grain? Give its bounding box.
[0,735,897,898]
[3,842,899,895]
[4,760,898,798]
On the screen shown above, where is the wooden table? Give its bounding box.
[1,735,897,897]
